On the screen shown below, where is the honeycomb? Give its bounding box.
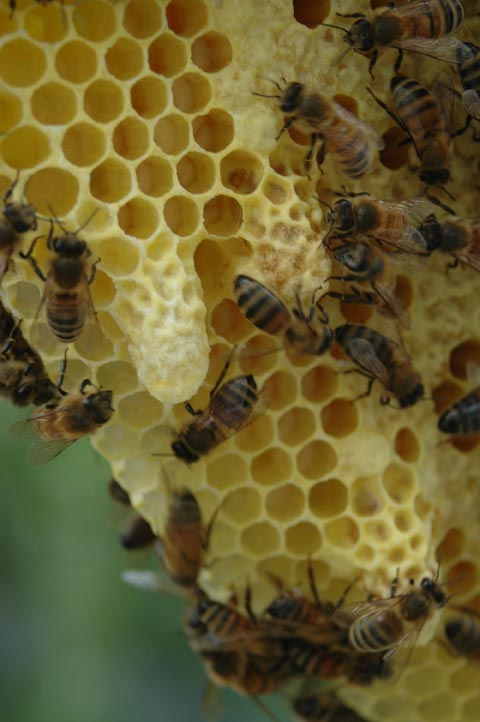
[0,1,479,721]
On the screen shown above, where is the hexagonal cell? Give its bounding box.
[203,195,243,235]
[130,76,167,118]
[355,544,376,564]
[192,109,234,152]
[296,440,338,481]
[24,3,67,43]
[172,72,211,113]
[154,114,189,154]
[238,335,279,375]
[90,158,132,203]
[222,487,263,526]
[251,447,293,486]
[31,82,76,125]
[394,427,420,463]
[321,397,358,438]
[364,519,393,543]
[84,80,124,123]
[234,414,275,454]
[293,0,331,27]
[26,167,79,216]
[393,509,416,533]
[446,560,477,595]
[0,39,46,87]
[118,197,159,239]
[450,339,480,380]
[148,33,187,77]
[207,453,248,491]
[309,478,347,518]
[418,693,456,722]
[118,391,164,429]
[96,236,140,277]
[55,40,97,83]
[220,150,264,194]
[163,196,199,236]
[123,0,162,38]
[176,151,215,193]
[166,0,208,36]
[105,38,143,80]
[191,32,233,72]
[450,665,480,695]
[301,365,337,403]
[113,116,149,161]
[324,516,360,549]
[241,521,281,557]
[437,528,465,561]
[0,90,22,134]
[262,370,297,410]
[211,298,253,343]
[62,123,106,168]
[265,484,305,523]
[351,476,385,517]
[285,522,322,555]
[262,176,290,205]
[96,361,138,395]
[432,379,463,415]
[136,156,173,197]
[382,462,416,504]
[72,0,116,42]
[88,269,116,309]
[277,406,316,446]
[379,126,410,170]
[2,126,50,169]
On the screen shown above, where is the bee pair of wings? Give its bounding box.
[344,333,405,391]
[329,101,385,154]
[360,197,434,254]
[462,89,480,121]
[10,403,76,465]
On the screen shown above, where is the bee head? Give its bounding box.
[399,381,424,408]
[280,82,304,113]
[52,234,88,257]
[332,199,354,234]
[171,440,199,464]
[420,577,447,607]
[348,19,374,51]
[4,202,37,233]
[419,167,450,187]
[419,215,442,251]
[85,390,114,424]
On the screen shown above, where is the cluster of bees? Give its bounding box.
[1,0,480,719]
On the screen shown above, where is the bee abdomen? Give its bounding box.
[234,275,290,335]
[47,297,86,342]
[213,375,258,428]
[349,614,403,652]
[438,388,480,434]
[334,128,372,178]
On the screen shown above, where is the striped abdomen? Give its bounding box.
[328,114,373,178]
[233,275,290,335]
[208,374,258,431]
[445,614,480,658]
[402,0,465,38]
[197,598,249,641]
[438,388,480,434]
[391,76,447,160]
[335,323,394,368]
[458,42,480,93]
[349,611,403,652]
[47,292,86,342]
[164,491,203,586]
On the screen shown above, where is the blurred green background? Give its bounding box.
[0,402,282,722]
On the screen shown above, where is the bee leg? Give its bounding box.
[336,12,365,18]
[203,502,223,550]
[275,116,295,141]
[393,49,403,75]
[1,319,22,356]
[368,50,378,80]
[244,584,258,625]
[20,240,47,282]
[307,556,321,607]
[8,0,15,18]
[56,350,69,396]
[79,378,94,394]
[88,257,101,285]
[208,344,237,399]
[367,88,400,128]
[315,138,326,175]
[184,402,203,416]
[390,569,400,597]
[350,373,376,401]
[451,115,471,138]
[3,170,19,204]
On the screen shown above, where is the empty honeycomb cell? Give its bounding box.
[324,516,360,549]
[84,80,124,123]
[96,360,138,395]
[163,195,199,236]
[166,0,208,37]
[414,493,432,521]
[446,561,477,595]
[113,117,149,160]
[393,509,415,532]
[285,522,322,556]
[136,156,173,197]
[24,2,65,42]
[251,447,293,486]
[301,365,338,403]
[351,476,385,517]
[419,693,456,722]
[26,167,78,216]
[88,269,116,309]
[382,462,416,504]
[176,152,215,193]
[191,32,233,73]
[208,520,238,557]
[96,236,140,277]
[235,415,275,453]
[118,392,164,429]
[148,33,187,78]
[355,544,376,564]
[118,197,159,239]
[105,38,143,80]
[321,398,358,438]
[340,300,373,325]
[450,666,480,695]
[259,370,297,411]
[207,453,248,491]
[293,0,331,27]
[388,546,408,564]
[438,528,465,561]
[309,478,347,518]
[223,487,263,525]
[238,335,279,375]
[297,440,338,481]
[90,158,131,203]
[277,406,316,446]
[432,379,463,415]
[75,326,113,361]
[31,82,76,125]
[72,0,116,42]
[1,126,50,169]
[203,195,243,235]
[0,39,46,87]
[394,427,420,463]
[172,72,211,113]
[55,40,97,84]
[192,109,234,152]
[263,177,289,205]
[211,299,253,343]
[364,519,393,543]
[409,534,426,552]
[394,274,413,308]
[265,484,305,523]
[123,0,162,38]
[220,150,263,194]
[130,76,167,119]
[154,114,189,154]
[241,521,280,557]
[0,89,22,133]
[7,281,41,320]
[450,339,480,380]
[379,126,410,170]
[62,122,106,167]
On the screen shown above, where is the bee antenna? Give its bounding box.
[423,193,456,216]
[319,21,349,35]
[74,207,99,235]
[255,75,285,92]
[47,204,67,233]
[332,44,353,67]
[151,452,175,458]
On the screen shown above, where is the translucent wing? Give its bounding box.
[202,680,224,722]
[9,417,42,441]
[395,37,473,65]
[381,621,426,683]
[121,569,181,596]
[372,280,411,329]
[452,246,480,273]
[387,0,442,17]
[27,438,73,465]
[462,90,480,121]
[346,337,392,388]
[331,101,384,152]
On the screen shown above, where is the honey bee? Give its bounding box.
[21,215,99,345]
[293,689,369,722]
[256,81,381,177]
[323,0,470,76]
[120,514,157,551]
[108,477,131,506]
[234,275,333,356]
[444,608,480,661]
[0,175,37,283]
[457,42,480,121]
[324,240,411,328]
[333,573,447,676]
[263,593,343,646]
[418,214,480,272]
[368,76,452,190]
[186,588,258,649]
[10,377,114,464]
[287,641,359,682]
[172,351,261,463]
[437,387,480,435]
[334,323,424,408]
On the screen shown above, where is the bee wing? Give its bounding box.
[463,90,480,121]
[9,417,41,441]
[381,621,425,684]
[28,438,73,465]
[395,37,473,65]
[202,680,224,722]
[372,280,411,329]
[333,597,402,630]
[374,198,435,225]
[346,337,392,388]
[452,247,480,274]
[121,569,182,596]
[331,101,384,151]
[75,275,104,349]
